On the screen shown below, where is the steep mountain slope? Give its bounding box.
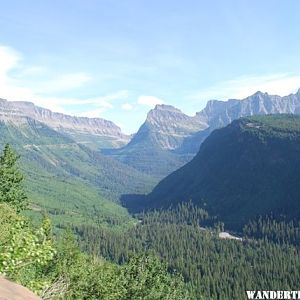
[0,116,154,227]
[141,115,300,229]
[0,98,130,149]
[103,104,206,178]
[178,89,300,154]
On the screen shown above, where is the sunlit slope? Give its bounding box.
[0,117,154,227]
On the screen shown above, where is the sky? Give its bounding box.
[0,0,300,133]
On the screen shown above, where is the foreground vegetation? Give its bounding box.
[0,144,188,299]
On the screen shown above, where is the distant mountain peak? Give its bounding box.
[253,90,266,96]
[145,105,184,122]
[145,104,190,126]
[153,104,182,113]
[247,91,272,100]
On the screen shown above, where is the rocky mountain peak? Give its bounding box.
[146,105,184,122]
[128,104,207,151]
[153,104,182,112]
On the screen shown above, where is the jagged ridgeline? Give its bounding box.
[1,90,300,228]
[0,112,155,228]
[140,114,300,230]
[103,89,300,179]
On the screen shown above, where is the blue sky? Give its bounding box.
[0,0,300,133]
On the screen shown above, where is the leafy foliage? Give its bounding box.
[0,204,56,293]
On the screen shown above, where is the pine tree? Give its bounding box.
[0,144,28,212]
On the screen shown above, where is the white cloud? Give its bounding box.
[0,46,21,79]
[0,46,92,101]
[137,95,164,107]
[121,103,133,110]
[0,46,41,104]
[189,73,300,102]
[0,44,129,115]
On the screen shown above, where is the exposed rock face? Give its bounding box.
[103,91,300,178]
[119,90,300,155]
[0,276,40,300]
[196,89,300,129]
[129,104,207,150]
[178,89,300,154]
[102,104,206,178]
[0,99,130,148]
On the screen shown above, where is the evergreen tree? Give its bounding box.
[0,144,27,212]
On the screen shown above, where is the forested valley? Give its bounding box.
[1,115,300,299]
[74,204,300,299]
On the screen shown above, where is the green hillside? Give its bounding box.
[0,118,155,228]
[139,114,300,230]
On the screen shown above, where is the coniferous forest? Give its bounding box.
[74,204,300,300]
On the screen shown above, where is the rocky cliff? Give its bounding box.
[0,99,130,148]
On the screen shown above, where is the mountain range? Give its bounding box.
[104,89,300,179]
[1,89,300,227]
[0,98,130,149]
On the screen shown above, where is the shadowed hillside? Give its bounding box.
[139,114,300,229]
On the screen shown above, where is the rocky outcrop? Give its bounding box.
[0,276,40,300]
